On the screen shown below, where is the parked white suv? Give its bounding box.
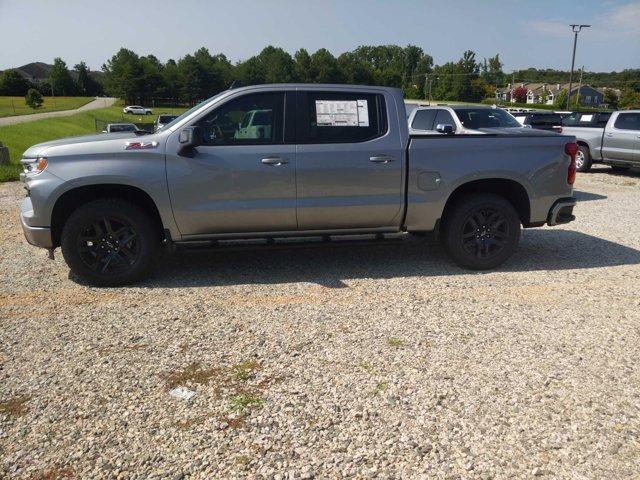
[123,105,153,115]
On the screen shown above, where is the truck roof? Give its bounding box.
[227,83,403,94]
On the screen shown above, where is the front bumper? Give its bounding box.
[547,197,576,226]
[21,216,53,248]
[21,196,53,248]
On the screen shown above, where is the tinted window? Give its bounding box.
[528,114,562,127]
[411,110,437,130]
[298,92,386,144]
[196,92,284,146]
[614,113,640,131]
[158,115,177,123]
[454,108,521,128]
[110,124,136,132]
[597,113,611,128]
[434,110,456,131]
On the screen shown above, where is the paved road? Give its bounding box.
[0,97,117,127]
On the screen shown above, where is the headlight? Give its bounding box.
[21,157,48,174]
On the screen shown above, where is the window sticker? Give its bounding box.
[315,99,369,127]
[580,114,593,122]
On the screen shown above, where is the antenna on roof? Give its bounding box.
[228,80,243,90]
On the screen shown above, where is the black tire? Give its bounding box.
[610,166,631,173]
[61,199,159,286]
[576,145,592,172]
[441,193,521,270]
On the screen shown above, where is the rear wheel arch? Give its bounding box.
[440,178,531,228]
[51,184,164,247]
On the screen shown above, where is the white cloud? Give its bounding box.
[528,1,640,39]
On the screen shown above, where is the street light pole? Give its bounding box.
[566,24,590,110]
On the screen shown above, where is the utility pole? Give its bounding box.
[566,24,590,110]
[575,66,584,108]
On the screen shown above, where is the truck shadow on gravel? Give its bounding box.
[132,230,640,289]
[573,190,607,202]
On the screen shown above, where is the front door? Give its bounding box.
[166,92,297,235]
[295,90,404,230]
[602,112,640,163]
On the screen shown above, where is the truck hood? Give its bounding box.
[22,132,150,158]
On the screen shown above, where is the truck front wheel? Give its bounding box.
[441,194,521,270]
[61,199,159,286]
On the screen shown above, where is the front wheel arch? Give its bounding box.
[50,184,164,248]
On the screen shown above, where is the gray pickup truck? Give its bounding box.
[20,84,578,286]
[563,110,640,172]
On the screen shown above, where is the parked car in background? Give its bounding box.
[563,110,640,172]
[102,123,139,133]
[123,105,153,115]
[155,114,179,131]
[20,84,577,286]
[408,105,524,135]
[512,112,563,133]
[562,111,612,129]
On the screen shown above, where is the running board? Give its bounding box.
[172,232,424,253]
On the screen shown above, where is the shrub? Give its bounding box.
[25,89,43,110]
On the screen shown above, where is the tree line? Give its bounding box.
[1,45,638,106]
[0,58,103,97]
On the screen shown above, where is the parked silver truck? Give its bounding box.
[562,110,640,172]
[20,84,578,286]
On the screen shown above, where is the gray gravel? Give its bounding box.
[2,167,640,479]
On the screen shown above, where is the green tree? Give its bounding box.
[258,46,295,83]
[553,89,568,108]
[102,48,145,103]
[309,49,342,83]
[619,88,640,109]
[294,49,313,83]
[0,69,32,96]
[74,61,101,96]
[48,57,76,95]
[25,88,43,109]
[603,89,618,109]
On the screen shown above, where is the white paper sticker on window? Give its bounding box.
[580,114,593,122]
[315,100,369,127]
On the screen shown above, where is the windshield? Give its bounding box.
[155,92,227,133]
[158,115,177,123]
[454,108,521,129]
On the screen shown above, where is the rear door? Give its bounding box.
[295,90,404,230]
[602,112,640,163]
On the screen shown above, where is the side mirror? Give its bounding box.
[178,126,202,157]
[436,123,455,135]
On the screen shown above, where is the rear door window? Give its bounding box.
[411,110,437,130]
[297,91,386,143]
[614,113,640,131]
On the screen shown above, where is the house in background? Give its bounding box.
[496,82,607,106]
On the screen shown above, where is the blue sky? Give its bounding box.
[0,0,638,72]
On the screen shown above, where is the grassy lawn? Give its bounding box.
[0,96,95,118]
[0,105,188,182]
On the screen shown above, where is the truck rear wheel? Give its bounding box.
[441,193,521,270]
[61,199,159,286]
[575,145,592,172]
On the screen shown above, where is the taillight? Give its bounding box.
[565,142,578,185]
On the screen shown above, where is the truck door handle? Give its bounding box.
[369,155,395,163]
[606,133,614,137]
[261,157,288,166]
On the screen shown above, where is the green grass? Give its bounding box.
[0,96,95,118]
[0,105,187,182]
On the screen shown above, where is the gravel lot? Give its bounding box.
[1,168,640,479]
